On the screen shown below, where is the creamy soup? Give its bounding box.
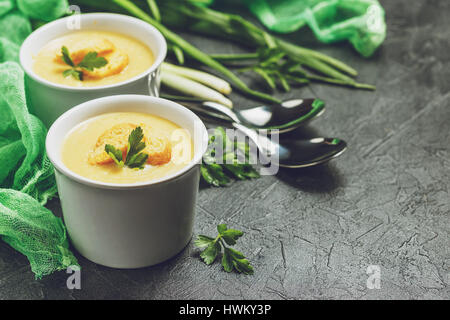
[62,112,193,184]
[33,31,154,87]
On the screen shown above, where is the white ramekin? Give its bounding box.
[46,95,208,268]
[20,13,167,128]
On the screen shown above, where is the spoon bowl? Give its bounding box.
[276,137,347,168]
[234,98,325,132]
[233,123,347,168]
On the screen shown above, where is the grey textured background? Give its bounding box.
[0,0,449,299]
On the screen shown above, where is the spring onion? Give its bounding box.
[159,1,373,88]
[162,62,232,95]
[161,72,233,108]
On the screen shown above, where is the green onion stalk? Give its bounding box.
[157,1,374,89]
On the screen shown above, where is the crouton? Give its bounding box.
[144,134,172,166]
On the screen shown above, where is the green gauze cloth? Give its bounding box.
[0,189,77,278]
[0,0,78,279]
[244,0,386,57]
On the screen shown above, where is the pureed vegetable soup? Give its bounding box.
[62,112,194,184]
[33,31,154,87]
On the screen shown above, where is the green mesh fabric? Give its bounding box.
[0,62,58,202]
[0,0,78,279]
[0,189,76,277]
[244,0,386,57]
[0,0,14,16]
[17,0,69,22]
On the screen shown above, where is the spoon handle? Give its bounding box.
[201,102,241,123]
[232,123,278,158]
[160,94,241,124]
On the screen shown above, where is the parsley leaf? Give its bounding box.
[194,235,215,248]
[232,256,254,275]
[77,51,108,71]
[125,127,145,163]
[200,241,221,265]
[105,144,124,167]
[217,224,227,234]
[62,69,83,81]
[105,126,149,170]
[220,229,243,246]
[195,224,254,275]
[200,164,231,187]
[60,46,108,81]
[127,152,148,169]
[125,126,148,169]
[222,247,234,272]
[61,46,74,67]
[222,247,252,274]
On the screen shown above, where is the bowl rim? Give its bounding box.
[46,95,209,190]
[19,13,167,92]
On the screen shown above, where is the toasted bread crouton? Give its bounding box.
[88,123,137,165]
[144,134,172,166]
[56,38,115,65]
[83,49,129,79]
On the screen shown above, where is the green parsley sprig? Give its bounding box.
[201,127,260,187]
[105,126,149,169]
[195,224,254,275]
[61,46,108,81]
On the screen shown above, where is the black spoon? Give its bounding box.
[161,95,325,133]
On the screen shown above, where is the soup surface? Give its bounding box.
[33,31,154,87]
[62,112,193,184]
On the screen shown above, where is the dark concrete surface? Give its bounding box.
[0,0,449,299]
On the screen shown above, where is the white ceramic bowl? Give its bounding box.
[20,13,167,128]
[46,95,208,268]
